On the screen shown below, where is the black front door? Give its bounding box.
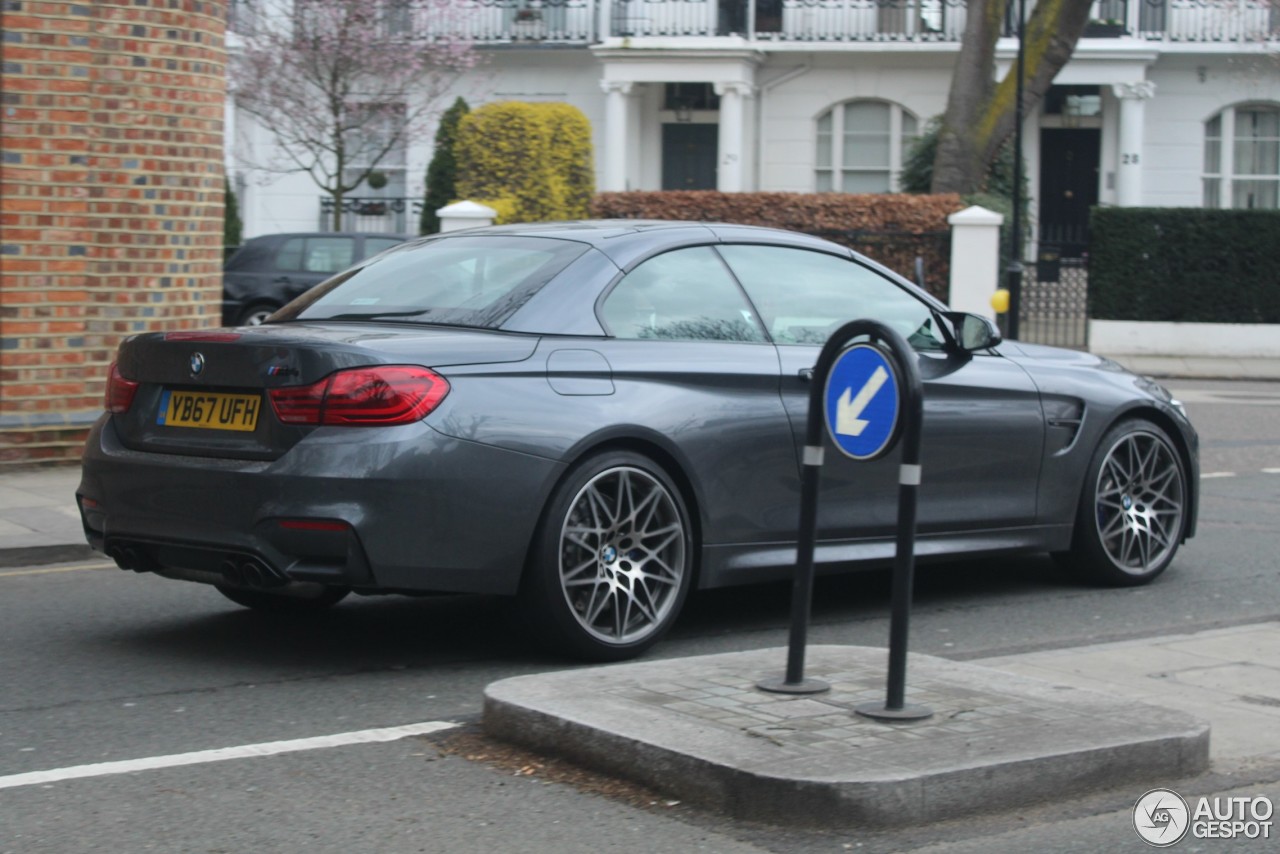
[662,124,717,190]
[1038,128,1100,258]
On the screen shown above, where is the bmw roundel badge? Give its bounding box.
[189,352,205,377]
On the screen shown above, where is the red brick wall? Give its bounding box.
[0,1,226,465]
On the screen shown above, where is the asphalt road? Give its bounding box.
[1,380,1277,853]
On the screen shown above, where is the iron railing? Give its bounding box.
[320,196,423,233]
[274,0,1277,45]
[1016,249,1090,350]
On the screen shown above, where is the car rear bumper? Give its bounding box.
[78,415,564,596]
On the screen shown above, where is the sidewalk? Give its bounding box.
[0,465,93,567]
[1100,354,1280,381]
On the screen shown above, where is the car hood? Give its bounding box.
[995,340,1129,374]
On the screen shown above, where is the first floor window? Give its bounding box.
[815,100,918,193]
[1204,103,1279,209]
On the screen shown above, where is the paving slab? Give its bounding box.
[483,645,1209,828]
[982,623,1280,762]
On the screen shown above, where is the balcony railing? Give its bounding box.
[613,0,967,41]
[1084,0,1280,42]
[273,0,1277,45]
[320,196,422,234]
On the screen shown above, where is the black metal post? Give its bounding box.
[757,324,864,696]
[853,324,931,722]
[1005,0,1027,341]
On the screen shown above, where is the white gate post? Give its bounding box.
[947,205,1005,322]
[437,200,497,233]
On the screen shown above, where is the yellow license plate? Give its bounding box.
[158,390,262,432]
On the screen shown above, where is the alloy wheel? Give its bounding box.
[557,466,687,646]
[1093,430,1185,575]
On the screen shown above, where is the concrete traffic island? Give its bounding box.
[483,645,1209,827]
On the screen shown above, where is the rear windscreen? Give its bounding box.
[276,235,588,329]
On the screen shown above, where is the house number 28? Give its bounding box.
[1122,153,1141,165]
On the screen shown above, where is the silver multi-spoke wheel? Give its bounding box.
[1058,419,1189,586]
[1093,429,1185,575]
[558,466,687,646]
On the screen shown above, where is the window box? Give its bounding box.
[1084,20,1127,37]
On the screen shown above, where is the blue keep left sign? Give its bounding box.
[823,343,902,460]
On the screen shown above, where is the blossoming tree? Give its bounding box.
[232,0,480,230]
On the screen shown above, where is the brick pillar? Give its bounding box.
[0,1,227,465]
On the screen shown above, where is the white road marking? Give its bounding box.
[1262,468,1280,475]
[1201,472,1237,479]
[0,562,113,578]
[1170,389,1280,406]
[0,721,458,790]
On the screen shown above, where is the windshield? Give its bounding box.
[275,235,589,329]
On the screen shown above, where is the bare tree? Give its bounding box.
[932,0,1095,194]
[232,0,480,230]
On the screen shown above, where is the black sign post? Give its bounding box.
[758,319,931,721]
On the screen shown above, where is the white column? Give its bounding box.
[600,80,633,192]
[714,81,752,192]
[1111,81,1156,207]
[597,0,612,41]
[947,205,1005,322]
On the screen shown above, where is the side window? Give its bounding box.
[303,237,355,273]
[275,238,305,271]
[718,245,944,350]
[362,237,404,259]
[601,247,766,343]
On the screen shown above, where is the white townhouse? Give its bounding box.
[226,0,1280,258]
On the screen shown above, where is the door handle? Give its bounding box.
[798,368,814,382]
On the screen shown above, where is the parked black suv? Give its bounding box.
[221,232,412,326]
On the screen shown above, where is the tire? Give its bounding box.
[216,583,350,613]
[520,451,695,661]
[237,303,279,326]
[1056,419,1188,586]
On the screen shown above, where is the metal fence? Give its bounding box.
[320,196,423,234]
[1015,252,1090,350]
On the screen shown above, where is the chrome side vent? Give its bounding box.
[1043,396,1085,455]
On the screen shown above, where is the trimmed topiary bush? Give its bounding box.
[455,101,594,224]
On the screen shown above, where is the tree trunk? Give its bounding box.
[331,188,344,232]
[932,0,1095,194]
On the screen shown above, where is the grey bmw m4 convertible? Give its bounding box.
[79,221,1198,660]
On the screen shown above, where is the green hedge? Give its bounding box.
[1090,208,1280,323]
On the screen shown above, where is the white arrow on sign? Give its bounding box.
[835,365,889,437]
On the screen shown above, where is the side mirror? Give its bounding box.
[945,312,1002,353]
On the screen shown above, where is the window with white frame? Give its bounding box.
[815,100,918,193]
[1204,104,1280,209]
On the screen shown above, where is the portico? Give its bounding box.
[593,49,763,192]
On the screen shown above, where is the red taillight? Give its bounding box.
[105,361,140,414]
[268,365,449,426]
